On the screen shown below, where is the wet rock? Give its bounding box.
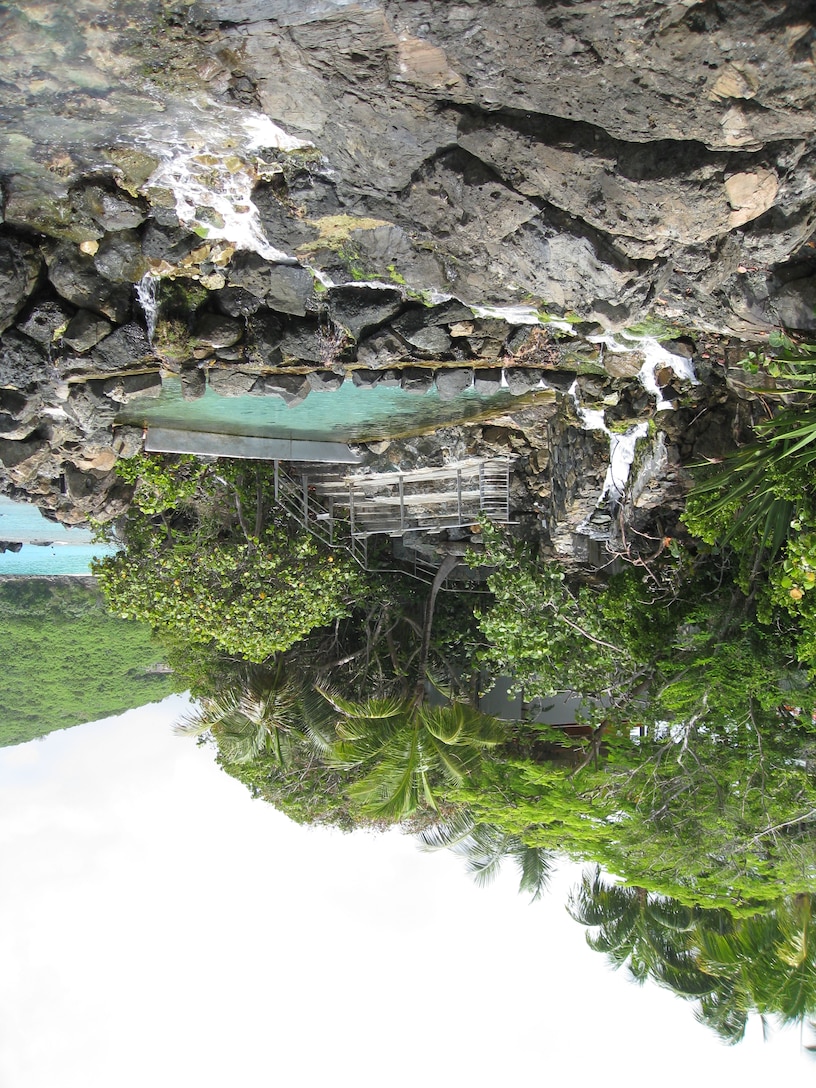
[0,237,42,334]
[180,367,207,400]
[141,223,199,265]
[603,352,644,380]
[76,186,147,232]
[62,310,114,353]
[3,178,101,244]
[214,285,264,317]
[351,369,384,387]
[93,230,147,284]
[251,372,310,405]
[227,251,271,298]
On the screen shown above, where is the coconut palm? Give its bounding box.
[694,894,816,1037]
[176,661,331,767]
[319,690,506,820]
[568,866,714,996]
[419,811,554,900]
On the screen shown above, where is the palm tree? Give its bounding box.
[419,811,554,900]
[318,690,506,820]
[694,894,816,1038]
[568,866,714,996]
[176,661,331,767]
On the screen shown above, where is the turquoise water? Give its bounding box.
[121,377,538,442]
[0,497,116,576]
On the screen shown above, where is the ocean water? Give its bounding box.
[0,497,116,576]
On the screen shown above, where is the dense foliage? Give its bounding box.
[98,374,816,1046]
[94,456,362,662]
[0,579,176,747]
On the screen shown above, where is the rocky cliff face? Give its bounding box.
[204,0,816,333]
[0,0,813,550]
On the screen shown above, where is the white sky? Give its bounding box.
[0,696,809,1088]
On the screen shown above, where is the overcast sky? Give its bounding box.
[0,695,809,1088]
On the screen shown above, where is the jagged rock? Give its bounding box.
[208,368,258,397]
[505,368,542,395]
[473,368,503,394]
[19,301,72,345]
[180,367,207,400]
[0,331,49,389]
[194,313,244,349]
[245,309,284,363]
[280,318,322,363]
[267,263,314,316]
[66,384,119,431]
[251,372,310,404]
[102,372,163,403]
[46,243,131,323]
[0,237,42,335]
[113,426,147,459]
[770,276,816,332]
[89,324,155,372]
[401,367,434,394]
[435,368,473,400]
[329,285,403,340]
[392,310,452,356]
[307,371,344,392]
[62,310,114,353]
[227,251,273,298]
[356,330,408,369]
[76,186,147,232]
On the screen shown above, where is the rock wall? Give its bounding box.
[195,0,816,334]
[1,0,812,550]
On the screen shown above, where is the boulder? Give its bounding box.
[0,237,42,334]
[62,310,114,353]
[435,367,473,400]
[329,285,404,340]
[46,243,131,322]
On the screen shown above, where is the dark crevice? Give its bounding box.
[450,102,794,183]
